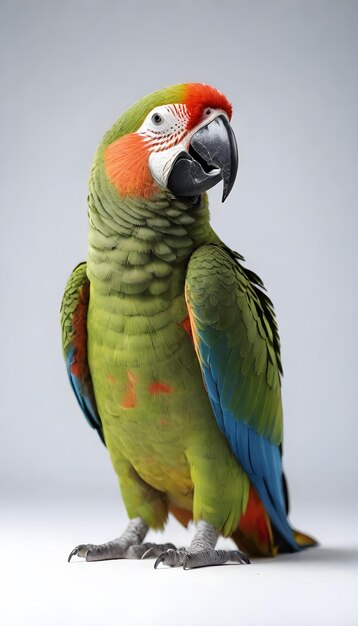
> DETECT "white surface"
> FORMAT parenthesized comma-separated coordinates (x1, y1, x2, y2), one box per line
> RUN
(2, 497, 357, 626)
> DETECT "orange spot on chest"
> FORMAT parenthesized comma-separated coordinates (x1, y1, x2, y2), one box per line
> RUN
(120, 371, 138, 408)
(149, 382, 174, 395)
(107, 375, 117, 384)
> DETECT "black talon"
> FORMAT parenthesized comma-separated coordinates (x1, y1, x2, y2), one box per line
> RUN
(141, 547, 156, 560)
(154, 554, 165, 569)
(231, 550, 250, 564)
(68, 548, 78, 563)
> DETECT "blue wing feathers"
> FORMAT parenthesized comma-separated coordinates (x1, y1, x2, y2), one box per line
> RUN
(61, 264, 105, 446)
(66, 346, 104, 444)
(197, 325, 300, 551)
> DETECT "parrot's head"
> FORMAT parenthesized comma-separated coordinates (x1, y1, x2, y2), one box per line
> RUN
(95, 83, 238, 204)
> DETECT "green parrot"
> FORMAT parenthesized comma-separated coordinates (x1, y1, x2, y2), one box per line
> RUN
(61, 83, 316, 569)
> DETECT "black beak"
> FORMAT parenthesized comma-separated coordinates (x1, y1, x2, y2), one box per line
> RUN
(167, 115, 238, 202)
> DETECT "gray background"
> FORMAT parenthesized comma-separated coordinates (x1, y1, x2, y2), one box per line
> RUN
(1, 2, 357, 625)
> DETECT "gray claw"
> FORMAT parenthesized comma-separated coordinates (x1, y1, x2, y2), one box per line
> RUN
(235, 551, 250, 565)
(68, 545, 90, 562)
(68, 543, 100, 562)
(153, 548, 186, 569)
(68, 548, 78, 563)
(141, 547, 156, 560)
(226, 549, 250, 565)
(154, 554, 166, 569)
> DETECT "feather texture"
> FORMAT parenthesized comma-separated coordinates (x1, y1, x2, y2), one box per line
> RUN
(60, 263, 104, 443)
(185, 243, 302, 550)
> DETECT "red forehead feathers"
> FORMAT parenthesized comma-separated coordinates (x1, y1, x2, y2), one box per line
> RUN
(184, 83, 233, 130)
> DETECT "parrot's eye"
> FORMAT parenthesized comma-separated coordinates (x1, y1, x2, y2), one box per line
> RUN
(151, 113, 164, 126)
(205, 108, 211, 115)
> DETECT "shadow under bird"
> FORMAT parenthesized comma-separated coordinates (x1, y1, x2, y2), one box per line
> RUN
(61, 83, 317, 569)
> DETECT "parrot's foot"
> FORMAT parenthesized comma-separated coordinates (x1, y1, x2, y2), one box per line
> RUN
(154, 520, 250, 570)
(154, 547, 250, 569)
(68, 540, 176, 562)
(67, 516, 175, 562)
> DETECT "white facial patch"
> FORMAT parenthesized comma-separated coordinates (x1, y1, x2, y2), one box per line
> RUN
(137, 104, 190, 151)
(148, 144, 187, 188)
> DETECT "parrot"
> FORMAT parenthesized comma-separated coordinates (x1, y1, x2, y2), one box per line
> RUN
(61, 83, 317, 569)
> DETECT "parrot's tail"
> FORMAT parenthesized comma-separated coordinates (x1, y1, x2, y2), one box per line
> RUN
(169, 486, 317, 559)
(232, 486, 317, 557)
(232, 485, 277, 557)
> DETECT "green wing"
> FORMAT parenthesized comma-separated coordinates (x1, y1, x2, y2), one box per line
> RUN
(60, 263, 104, 443)
(185, 243, 301, 550)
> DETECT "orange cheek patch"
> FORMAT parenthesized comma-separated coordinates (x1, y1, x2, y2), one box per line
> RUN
(120, 371, 138, 408)
(107, 375, 117, 384)
(104, 133, 157, 199)
(149, 382, 174, 395)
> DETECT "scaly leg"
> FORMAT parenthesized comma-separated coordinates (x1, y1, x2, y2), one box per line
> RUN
(68, 517, 175, 562)
(153, 520, 250, 569)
